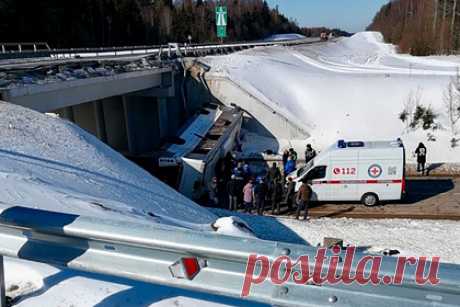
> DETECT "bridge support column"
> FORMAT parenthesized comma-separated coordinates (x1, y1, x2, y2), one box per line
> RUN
(60, 107, 74, 122)
(94, 101, 107, 143)
(157, 98, 169, 140)
(72, 102, 98, 136)
(123, 96, 161, 156)
(101, 97, 128, 152)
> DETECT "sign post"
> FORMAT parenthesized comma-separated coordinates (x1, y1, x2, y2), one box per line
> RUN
(215, 6, 227, 41)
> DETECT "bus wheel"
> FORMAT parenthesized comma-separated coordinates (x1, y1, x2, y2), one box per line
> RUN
(362, 193, 379, 207)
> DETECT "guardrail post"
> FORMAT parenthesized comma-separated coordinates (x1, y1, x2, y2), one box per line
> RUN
(0, 255, 6, 307)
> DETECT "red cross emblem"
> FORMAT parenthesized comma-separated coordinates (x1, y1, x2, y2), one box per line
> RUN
(368, 164, 382, 178)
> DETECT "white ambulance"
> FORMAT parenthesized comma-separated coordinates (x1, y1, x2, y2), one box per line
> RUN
(289, 140, 406, 206)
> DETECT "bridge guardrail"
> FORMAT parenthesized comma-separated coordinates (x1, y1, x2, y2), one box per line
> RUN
(0, 205, 459, 307)
(0, 38, 321, 61)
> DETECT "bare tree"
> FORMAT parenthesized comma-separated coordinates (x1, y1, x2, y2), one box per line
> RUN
(440, 0, 448, 53)
(452, 0, 458, 34)
(444, 68, 460, 137)
(433, 0, 439, 35)
(400, 88, 422, 131)
(452, 0, 458, 50)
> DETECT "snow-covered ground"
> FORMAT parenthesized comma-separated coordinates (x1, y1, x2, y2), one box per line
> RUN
(0, 102, 218, 229)
(279, 217, 460, 265)
(211, 209, 460, 265)
(4, 258, 263, 307)
(204, 32, 460, 163)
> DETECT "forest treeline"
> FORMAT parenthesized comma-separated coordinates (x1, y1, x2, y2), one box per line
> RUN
(0, 0, 350, 48)
(368, 0, 460, 55)
(0, 0, 302, 48)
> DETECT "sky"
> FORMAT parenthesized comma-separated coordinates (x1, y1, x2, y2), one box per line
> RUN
(266, 0, 390, 33)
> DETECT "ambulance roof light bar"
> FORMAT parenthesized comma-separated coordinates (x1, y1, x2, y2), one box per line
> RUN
(337, 140, 365, 149)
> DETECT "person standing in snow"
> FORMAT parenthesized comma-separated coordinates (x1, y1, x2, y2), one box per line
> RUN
(227, 175, 239, 211)
(267, 162, 282, 189)
(415, 142, 427, 175)
(254, 177, 268, 216)
(234, 172, 245, 209)
(268, 162, 282, 181)
(304, 144, 317, 164)
(284, 156, 296, 177)
(271, 178, 283, 215)
(208, 177, 219, 207)
(243, 179, 254, 213)
(296, 180, 312, 221)
(284, 176, 296, 212)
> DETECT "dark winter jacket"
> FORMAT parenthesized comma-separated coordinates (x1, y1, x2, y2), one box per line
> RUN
(282, 152, 289, 166)
(415, 144, 427, 163)
(227, 179, 239, 196)
(305, 149, 316, 163)
(297, 183, 312, 202)
(271, 181, 283, 201)
(284, 160, 296, 175)
(268, 166, 282, 183)
(254, 182, 268, 199)
(285, 181, 296, 202)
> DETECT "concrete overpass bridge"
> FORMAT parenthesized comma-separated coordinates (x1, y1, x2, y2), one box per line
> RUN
(0, 38, 321, 181)
(0, 60, 187, 159)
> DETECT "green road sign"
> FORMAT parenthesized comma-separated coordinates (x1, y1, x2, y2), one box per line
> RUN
(216, 6, 227, 39)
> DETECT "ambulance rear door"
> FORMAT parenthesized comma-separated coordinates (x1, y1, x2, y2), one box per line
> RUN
(357, 147, 404, 201)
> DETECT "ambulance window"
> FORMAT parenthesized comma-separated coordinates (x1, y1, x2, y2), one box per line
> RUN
(306, 166, 327, 180)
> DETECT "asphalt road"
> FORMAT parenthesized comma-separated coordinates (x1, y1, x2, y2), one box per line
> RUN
(281, 177, 460, 220)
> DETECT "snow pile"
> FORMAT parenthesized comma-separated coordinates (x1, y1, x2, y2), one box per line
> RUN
(0, 102, 264, 306)
(265, 33, 306, 42)
(0, 101, 219, 229)
(4, 258, 257, 307)
(204, 31, 460, 163)
(280, 217, 460, 264)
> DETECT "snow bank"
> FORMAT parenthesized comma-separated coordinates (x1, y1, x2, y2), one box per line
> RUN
(279, 217, 460, 265)
(204, 31, 460, 163)
(0, 102, 263, 306)
(5, 257, 258, 307)
(0, 102, 218, 228)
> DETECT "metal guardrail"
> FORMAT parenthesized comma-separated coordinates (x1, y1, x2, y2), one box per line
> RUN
(0, 42, 50, 54)
(1, 205, 459, 306)
(0, 38, 320, 61)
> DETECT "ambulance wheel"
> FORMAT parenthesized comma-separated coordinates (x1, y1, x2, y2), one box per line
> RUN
(362, 193, 379, 207)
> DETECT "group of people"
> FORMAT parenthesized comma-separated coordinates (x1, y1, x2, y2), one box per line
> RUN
(208, 145, 317, 221)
